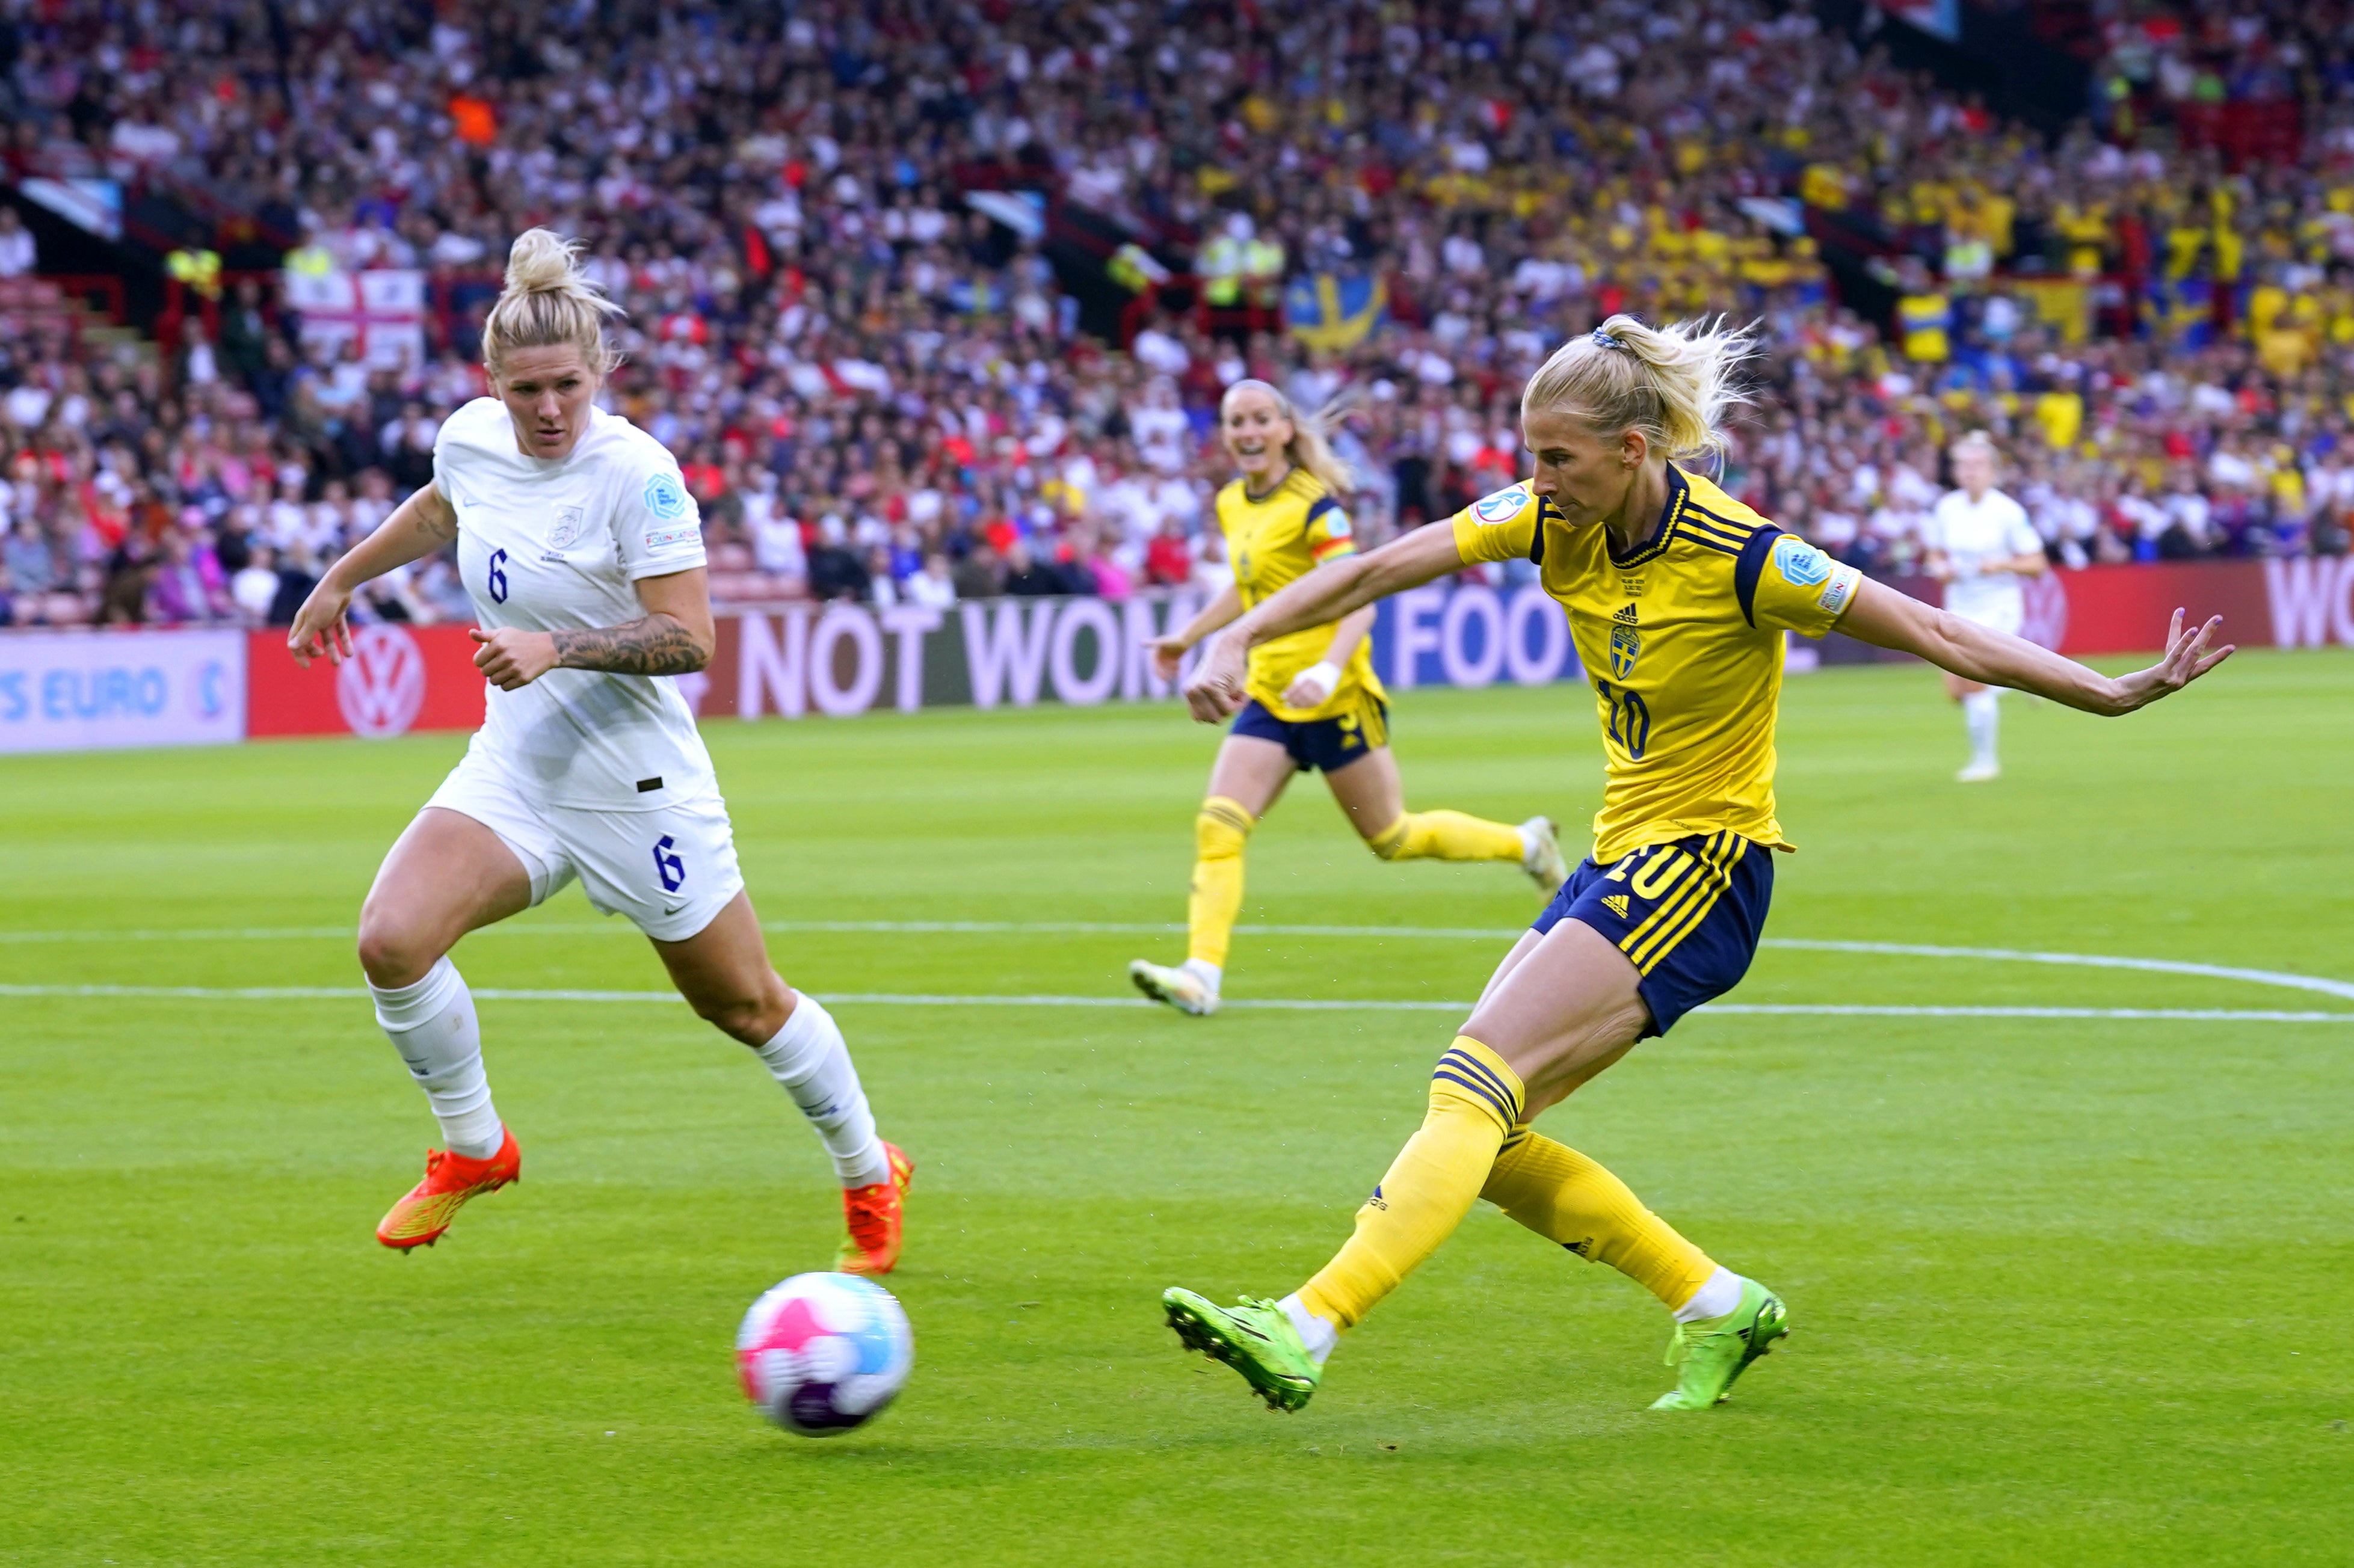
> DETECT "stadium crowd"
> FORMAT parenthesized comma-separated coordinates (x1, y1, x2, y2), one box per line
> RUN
(2, 0, 2353, 629)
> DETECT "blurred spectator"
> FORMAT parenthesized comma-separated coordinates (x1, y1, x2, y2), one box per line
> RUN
(952, 544, 1005, 601)
(1143, 517, 1194, 588)
(1066, 522, 1131, 600)
(1002, 540, 1069, 597)
(907, 553, 958, 610)
(806, 516, 869, 603)
(0, 208, 34, 279)
(147, 527, 227, 624)
(1191, 532, 1234, 598)
(267, 544, 318, 628)
(230, 544, 279, 626)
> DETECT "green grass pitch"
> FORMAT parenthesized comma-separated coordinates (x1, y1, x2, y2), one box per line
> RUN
(3, 652, 2350, 1566)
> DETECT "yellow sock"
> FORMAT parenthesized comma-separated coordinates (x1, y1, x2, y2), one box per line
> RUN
(1480, 1131, 1718, 1311)
(1368, 810, 1525, 864)
(1298, 1038, 1524, 1330)
(1186, 796, 1252, 968)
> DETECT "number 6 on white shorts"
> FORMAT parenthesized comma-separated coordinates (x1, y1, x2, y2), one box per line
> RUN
(653, 834, 685, 893)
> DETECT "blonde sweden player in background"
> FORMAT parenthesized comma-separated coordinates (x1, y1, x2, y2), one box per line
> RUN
(1925, 431, 2048, 781)
(1127, 380, 1568, 1018)
(1159, 315, 2231, 1415)
(286, 230, 912, 1268)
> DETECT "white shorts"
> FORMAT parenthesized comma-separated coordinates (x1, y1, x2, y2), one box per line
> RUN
(1947, 591, 2024, 639)
(425, 743, 745, 942)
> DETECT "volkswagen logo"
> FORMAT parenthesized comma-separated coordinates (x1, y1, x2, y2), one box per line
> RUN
(336, 624, 428, 739)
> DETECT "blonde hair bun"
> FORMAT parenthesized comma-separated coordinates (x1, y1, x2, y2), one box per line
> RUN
(1521, 315, 1760, 461)
(483, 227, 624, 378)
(503, 227, 587, 294)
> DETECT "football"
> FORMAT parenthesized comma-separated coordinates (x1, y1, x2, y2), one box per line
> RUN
(735, 1272, 913, 1436)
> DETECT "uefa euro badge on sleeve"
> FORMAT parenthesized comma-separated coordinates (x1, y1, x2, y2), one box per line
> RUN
(641, 471, 699, 550)
(1472, 484, 1530, 526)
(1770, 535, 1833, 588)
(643, 471, 690, 520)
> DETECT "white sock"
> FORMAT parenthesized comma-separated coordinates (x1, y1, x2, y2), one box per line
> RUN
(750, 995, 891, 1188)
(1180, 958, 1222, 994)
(1963, 690, 1999, 765)
(1278, 1292, 1338, 1365)
(1674, 1267, 1745, 1324)
(371, 956, 504, 1160)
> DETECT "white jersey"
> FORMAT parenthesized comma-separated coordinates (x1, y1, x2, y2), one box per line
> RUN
(434, 396, 714, 810)
(1925, 486, 2041, 629)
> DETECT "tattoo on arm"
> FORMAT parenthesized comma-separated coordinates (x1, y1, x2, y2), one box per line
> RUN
(550, 614, 708, 675)
(412, 486, 458, 544)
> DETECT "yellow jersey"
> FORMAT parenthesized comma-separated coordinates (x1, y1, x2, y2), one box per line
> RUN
(1451, 466, 1863, 863)
(1218, 468, 1385, 721)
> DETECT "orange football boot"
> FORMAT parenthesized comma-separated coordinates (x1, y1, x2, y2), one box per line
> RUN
(375, 1128, 520, 1250)
(836, 1142, 913, 1275)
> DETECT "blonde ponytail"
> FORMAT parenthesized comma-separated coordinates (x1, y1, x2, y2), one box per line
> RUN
(1520, 314, 1759, 461)
(1219, 378, 1358, 495)
(482, 228, 624, 378)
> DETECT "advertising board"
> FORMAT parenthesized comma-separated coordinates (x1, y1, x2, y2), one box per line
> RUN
(0, 629, 245, 753)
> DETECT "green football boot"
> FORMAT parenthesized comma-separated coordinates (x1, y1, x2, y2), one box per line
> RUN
(1162, 1287, 1322, 1413)
(1649, 1277, 1789, 1411)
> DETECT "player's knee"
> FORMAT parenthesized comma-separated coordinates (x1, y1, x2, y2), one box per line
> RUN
(699, 974, 790, 1045)
(1366, 811, 1414, 860)
(696, 991, 769, 1042)
(356, 914, 438, 990)
(1195, 797, 1252, 861)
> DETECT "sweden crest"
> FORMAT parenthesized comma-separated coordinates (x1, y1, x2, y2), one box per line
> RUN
(1608, 604, 1641, 678)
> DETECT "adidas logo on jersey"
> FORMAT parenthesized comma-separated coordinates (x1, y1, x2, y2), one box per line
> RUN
(1601, 894, 1630, 918)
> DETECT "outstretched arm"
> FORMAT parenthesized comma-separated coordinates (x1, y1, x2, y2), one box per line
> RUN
(1836, 577, 2232, 716)
(287, 485, 457, 668)
(1145, 583, 1243, 683)
(470, 568, 717, 690)
(1183, 520, 1465, 721)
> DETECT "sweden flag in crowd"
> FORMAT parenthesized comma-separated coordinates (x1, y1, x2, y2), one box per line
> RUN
(2146, 278, 2214, 348)
(1284, 272, 1388, 351)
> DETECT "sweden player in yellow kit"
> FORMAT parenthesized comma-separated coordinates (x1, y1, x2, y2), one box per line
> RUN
(1160, 316, 2233, 1413)
(1129, 380, 1567, 1017)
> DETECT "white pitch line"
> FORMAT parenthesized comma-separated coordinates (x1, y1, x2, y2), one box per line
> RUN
(0, 919, 1493, 942)
(0, 924, 357, 944)
(1699, 1004, 2354, 1023)
(1761, 938, 2354, 1004)
(5, 921, 2353, 1005)
(1, 982, 2349, 1023)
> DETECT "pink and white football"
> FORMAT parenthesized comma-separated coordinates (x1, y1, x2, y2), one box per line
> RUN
(735, 1272, 913, 1435)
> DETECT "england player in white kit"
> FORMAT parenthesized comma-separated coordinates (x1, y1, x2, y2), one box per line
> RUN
(287, 231, 912, 1267)
(1924, 432, 2048, 781)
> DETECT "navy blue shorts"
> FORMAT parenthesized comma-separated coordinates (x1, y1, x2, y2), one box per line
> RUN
(1530, 830, 1773, 1038)
(1230, 694, 1388, 774)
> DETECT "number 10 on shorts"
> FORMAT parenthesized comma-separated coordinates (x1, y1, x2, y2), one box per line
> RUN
(653, 834, 685, 893)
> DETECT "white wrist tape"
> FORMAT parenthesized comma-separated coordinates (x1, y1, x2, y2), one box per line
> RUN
(1296, 660, 1341, 698)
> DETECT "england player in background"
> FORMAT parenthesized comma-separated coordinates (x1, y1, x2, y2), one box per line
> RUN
(1924, 432, 2048, 781)
(286, 231, 912, 1268)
